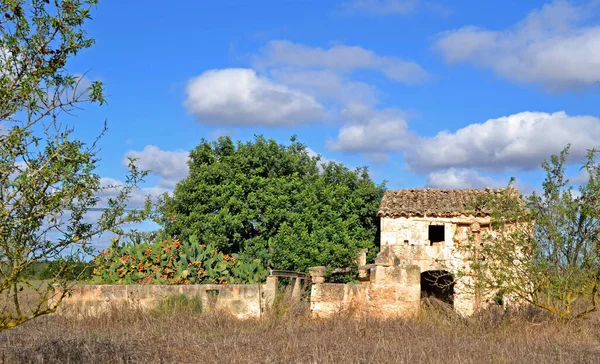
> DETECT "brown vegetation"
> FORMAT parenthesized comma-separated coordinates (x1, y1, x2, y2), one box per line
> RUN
(1, 297, 599, 363)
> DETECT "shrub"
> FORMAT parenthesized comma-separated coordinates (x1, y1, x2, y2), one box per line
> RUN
(91, 235, 268, 285)
(158, 136, 385, 274)
(23, 260, 95, 281)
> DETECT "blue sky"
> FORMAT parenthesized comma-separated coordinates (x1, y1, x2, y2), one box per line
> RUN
(63, 0, 599, 237)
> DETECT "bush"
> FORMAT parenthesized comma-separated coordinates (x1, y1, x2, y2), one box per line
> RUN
(91, 236, 268, 285)
(158, 136, 385, 274)
(19, 260, 94, 281)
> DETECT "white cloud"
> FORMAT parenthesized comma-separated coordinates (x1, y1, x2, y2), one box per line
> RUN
(0, 47, 16, 80)
(98, 177, 170, 209)
(256, 40, 429, 84)
(433, 0, 600, 90)
(328, 110, 600, 173)
(306, 147, 338, 167)
(184, 68, 326, 126)
(405, 111, 600, 172)
(327, 103, 414, 153)
(426, 169, 536, 195)
(426, 168, 506, 189)
(269, 68, 379, 106)
(7, 160, 27, 181)
(570, 169, 589, 184)
(123, 145, 189, 188)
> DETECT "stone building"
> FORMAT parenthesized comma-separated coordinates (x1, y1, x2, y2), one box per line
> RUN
(309, 187, 520, 318)
(378, 188, 502, 315)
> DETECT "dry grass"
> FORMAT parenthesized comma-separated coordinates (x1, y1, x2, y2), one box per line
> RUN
(1, 297, 599, 364)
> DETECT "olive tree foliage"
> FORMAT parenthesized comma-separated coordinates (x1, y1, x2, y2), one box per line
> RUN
(455, 146, 600, 319)
(0, 0, 149, 331)
(157, 136, 385, 274)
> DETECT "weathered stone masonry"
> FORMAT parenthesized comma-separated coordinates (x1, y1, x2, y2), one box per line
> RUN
(309, 263, 421, 319)
(59, 284, 265, 319)
(309, 188, 509, 318)
(61, 188, 512, 320)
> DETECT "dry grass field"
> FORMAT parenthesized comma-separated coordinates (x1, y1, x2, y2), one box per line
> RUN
(1, 297, 599, 364)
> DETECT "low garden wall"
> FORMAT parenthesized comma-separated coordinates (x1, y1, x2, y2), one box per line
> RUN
(60, 258, 422, 320)
(309, 264, 421, 318)
(59, 284, 265, 319)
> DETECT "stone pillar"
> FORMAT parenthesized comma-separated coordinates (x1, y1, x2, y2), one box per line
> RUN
(264, 276, 278, 309)
(367, 264, 421, 318)
(309, 266, 327, 318)
(404, 265, 422, 318)
(291, 277, 303, 299)
(357, 249, 370, 280)
(309, 266, 326, 284)
(356, 249, 368, 267)
(375, 245, 398, 267)
(471, 222, 481, 310)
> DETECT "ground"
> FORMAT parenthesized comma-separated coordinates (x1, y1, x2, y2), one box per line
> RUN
(1, 299, 599, 363)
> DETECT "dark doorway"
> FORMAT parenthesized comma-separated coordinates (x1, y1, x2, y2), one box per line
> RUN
(421, 270, 454, 304)
(428, 225, 445, 245)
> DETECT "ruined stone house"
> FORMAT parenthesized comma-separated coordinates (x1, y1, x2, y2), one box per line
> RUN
(377, 188, 503, 316)
(309, 188, 513, 318)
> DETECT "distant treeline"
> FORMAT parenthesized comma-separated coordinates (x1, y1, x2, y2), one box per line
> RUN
(14, 260, 95, 281)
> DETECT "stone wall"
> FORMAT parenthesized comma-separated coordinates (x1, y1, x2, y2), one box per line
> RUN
(309, 265, 421, 319)
(379, 216, 496, 316)
(59, 284, 265, 319)
(381, 216, 462, 248)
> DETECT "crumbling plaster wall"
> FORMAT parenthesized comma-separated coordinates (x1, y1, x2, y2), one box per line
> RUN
(380, 216, 491, 271)
(380, 216, 492, 316)
(309, 265, 421, 319)
(58, 284, 264, 319)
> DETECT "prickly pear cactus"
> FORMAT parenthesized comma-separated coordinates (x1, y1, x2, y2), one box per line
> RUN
(91, 235, 267, 284)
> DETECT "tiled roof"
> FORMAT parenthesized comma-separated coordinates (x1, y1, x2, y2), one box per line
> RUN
(378, 188, 507, 218)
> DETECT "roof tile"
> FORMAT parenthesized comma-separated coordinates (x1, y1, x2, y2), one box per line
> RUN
(378, 188, 507, 218)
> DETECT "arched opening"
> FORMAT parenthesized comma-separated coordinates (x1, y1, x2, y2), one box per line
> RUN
(421, 270, 454, 304)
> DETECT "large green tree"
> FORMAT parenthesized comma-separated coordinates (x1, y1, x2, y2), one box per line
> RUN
(158, 136, 385, 273)
(1, 0, 148, 330)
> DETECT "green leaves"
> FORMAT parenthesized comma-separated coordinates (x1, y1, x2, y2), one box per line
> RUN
(454, 146, 600, 319)
(91, 236, 269, 285)
(0, 0, 147, 331)
(158, 135, 385, 275)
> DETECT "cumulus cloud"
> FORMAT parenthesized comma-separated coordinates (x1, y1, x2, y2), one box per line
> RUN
(329, 110, 600, 173)
(405, 111, 600, 172)
(269, 68, 379, 106)
(327, 103, 414, 153)
(433, 0, 600, 90)
(0, 47, 16, 80)
(123, 145, 189, 188)
(306, 147, 339, 168)
(256, 40, 429, 84)
(570, 169, 590, 185)
(98, 177, 171, 209)
(426, 168, 507, 189)
(184, 68, 326, 126)
(194, 41, 427, 135)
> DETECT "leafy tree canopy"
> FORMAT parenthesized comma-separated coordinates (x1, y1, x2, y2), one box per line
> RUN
(1, 0, 148, 331)
(158, 135, 385, 273)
